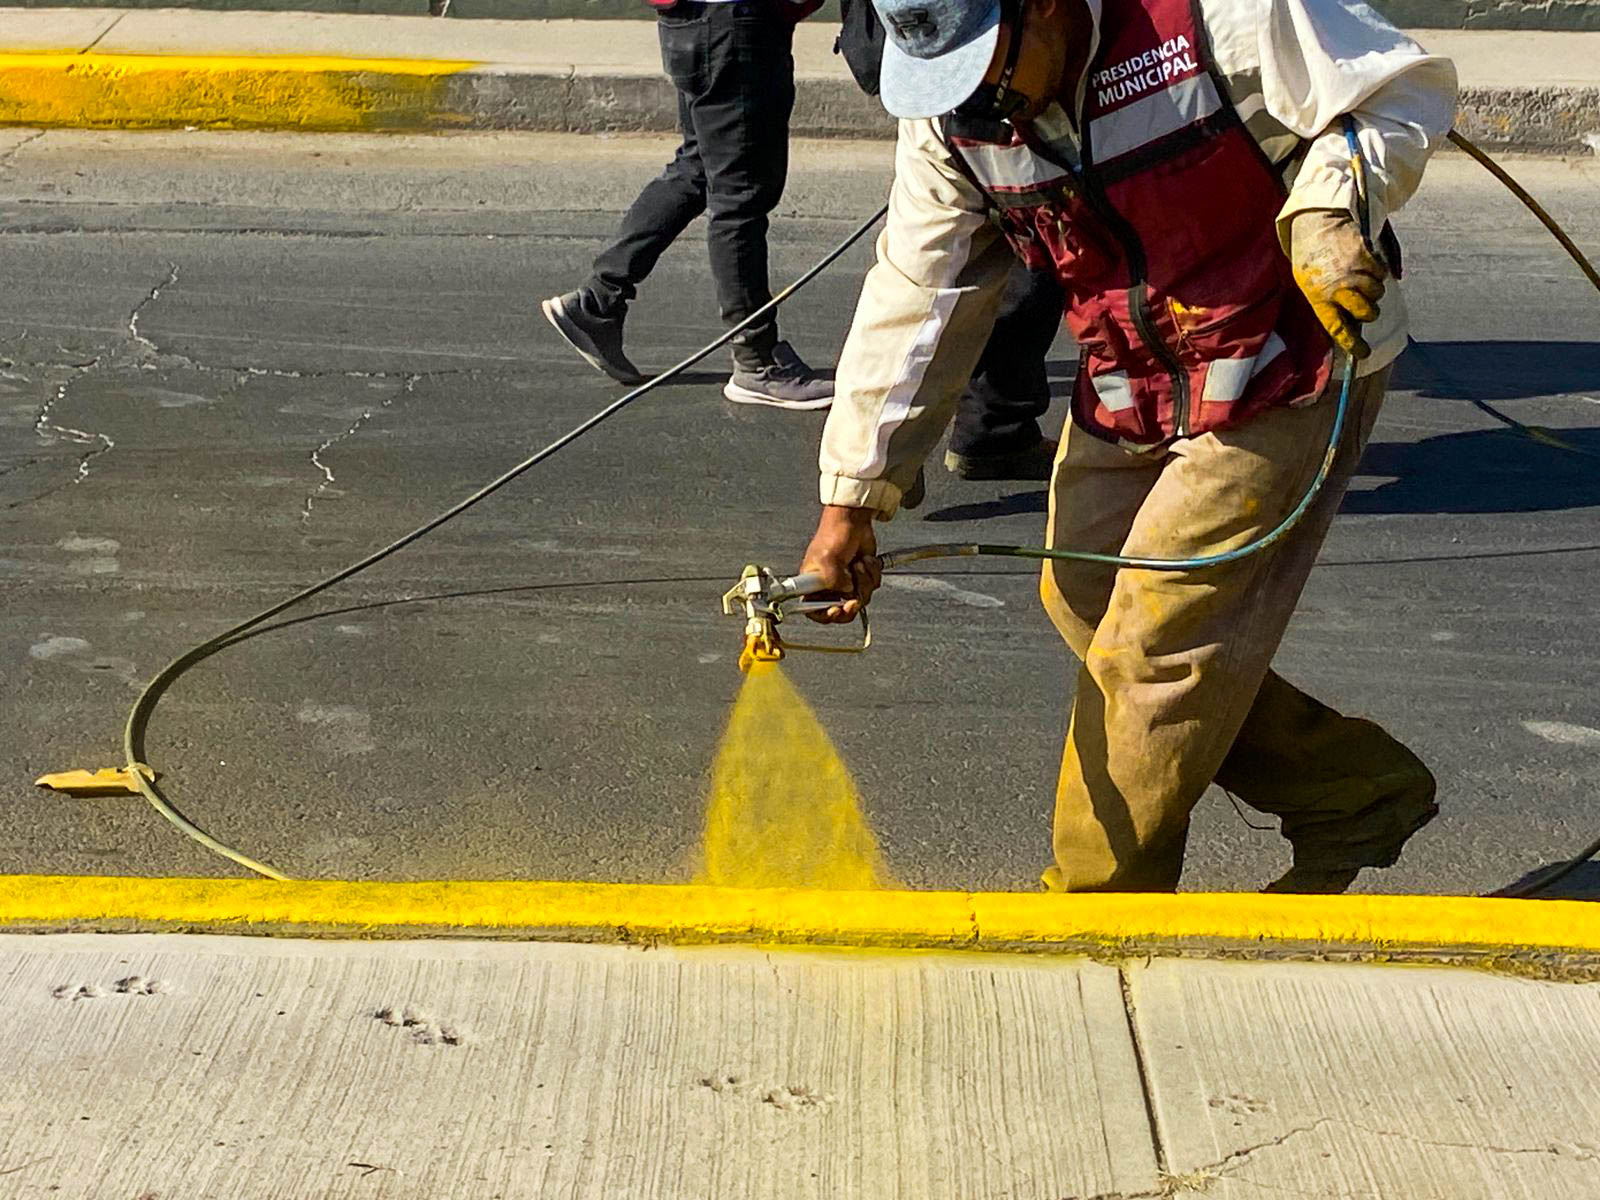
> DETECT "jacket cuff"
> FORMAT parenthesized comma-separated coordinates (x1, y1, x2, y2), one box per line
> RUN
(819, 474, 902, 519)
(1278, 152, 1359, 255)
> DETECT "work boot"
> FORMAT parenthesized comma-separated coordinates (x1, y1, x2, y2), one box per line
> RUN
(945, 436, 1058, 481)
(723, 341, 834, 411)
(1263, 770, 1440, 895)
(541, 289, 647, 386)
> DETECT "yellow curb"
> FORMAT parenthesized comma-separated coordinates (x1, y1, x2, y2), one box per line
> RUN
(0, 876, 1596, 961)
(0, 52, 477, 133)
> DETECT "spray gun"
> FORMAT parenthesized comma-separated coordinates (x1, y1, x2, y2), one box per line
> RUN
(721, 564, 872, 672)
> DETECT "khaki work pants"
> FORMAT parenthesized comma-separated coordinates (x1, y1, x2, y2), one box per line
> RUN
(1039, 367, 1437, 892)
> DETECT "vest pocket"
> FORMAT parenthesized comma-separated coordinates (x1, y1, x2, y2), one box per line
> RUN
(1166, 284, 1279, 348)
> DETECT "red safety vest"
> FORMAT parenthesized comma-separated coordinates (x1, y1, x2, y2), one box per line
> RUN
(946, 0, 1332, 448)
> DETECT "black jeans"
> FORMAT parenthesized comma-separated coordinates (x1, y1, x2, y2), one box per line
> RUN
(587, 0, 796, 359)
(950, 261, 1066, 456)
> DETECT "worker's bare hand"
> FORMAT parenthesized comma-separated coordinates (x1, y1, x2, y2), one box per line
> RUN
(800, 505, 881, 624)
(1290, 208, 1388, 361)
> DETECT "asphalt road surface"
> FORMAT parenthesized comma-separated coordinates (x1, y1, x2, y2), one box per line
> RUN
(2, 129, 1597, 897)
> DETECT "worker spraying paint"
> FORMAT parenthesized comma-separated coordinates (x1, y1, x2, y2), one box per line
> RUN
(788, 0, 1458, 895)
(42, 5, 1596, 898)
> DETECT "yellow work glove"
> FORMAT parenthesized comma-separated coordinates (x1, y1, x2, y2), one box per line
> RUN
(1289, 208, 1388, 361)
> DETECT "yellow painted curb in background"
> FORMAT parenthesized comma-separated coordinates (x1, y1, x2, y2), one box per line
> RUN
(0, 52, 477, 132)
(0, 876, 1595, 961)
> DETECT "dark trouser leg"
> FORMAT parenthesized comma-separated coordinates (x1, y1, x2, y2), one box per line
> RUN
(950, 262, 1065, 456)
(585, 15, 710, 314)
(684, 0, 796, 361)
(1040, 368, 1425, 892)
(1216, 672, 1438, 874)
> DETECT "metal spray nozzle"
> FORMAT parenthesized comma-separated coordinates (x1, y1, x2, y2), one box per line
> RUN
(720, 563, 871, 672)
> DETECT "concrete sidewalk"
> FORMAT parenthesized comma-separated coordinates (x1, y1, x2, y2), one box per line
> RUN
(1, 10, 1599, 149)
(1, 877, 1598, 1196)
(4, 931, 1598, 1198)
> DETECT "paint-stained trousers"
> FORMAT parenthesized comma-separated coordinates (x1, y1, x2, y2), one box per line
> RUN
(1039, 366, 1438, 892)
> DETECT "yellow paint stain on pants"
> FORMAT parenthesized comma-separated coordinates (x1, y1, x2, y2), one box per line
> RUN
(698, 664, 898, 890)
(0, 53, 475, 132)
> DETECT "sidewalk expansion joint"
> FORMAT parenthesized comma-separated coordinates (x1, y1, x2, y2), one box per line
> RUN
(1116, 965, 1171, 1180)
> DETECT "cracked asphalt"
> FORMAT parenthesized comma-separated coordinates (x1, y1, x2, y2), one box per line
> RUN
(1, 129, 1597, 895)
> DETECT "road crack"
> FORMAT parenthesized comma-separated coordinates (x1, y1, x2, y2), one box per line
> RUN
(7, 349, 481, 387)
(299, 374, 414, 526)
(34, 377, 114, 483)
(126, 262, 179, 356)
(6, 371, 114, 507)
(4, 261, 177, 507)
(0, 131, 45, 171)
(5, 260, 476, 509)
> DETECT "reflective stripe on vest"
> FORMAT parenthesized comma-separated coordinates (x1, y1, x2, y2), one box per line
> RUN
(956, 140, 1072, 195)
(1091, 371, 1137, 413)
(1200, 333, 1288, 406)
(1089, 72, 1222, 163)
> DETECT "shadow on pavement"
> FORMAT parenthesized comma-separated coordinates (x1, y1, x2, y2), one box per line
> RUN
(1395, 339, 1600, 401)
(1366, 338, 1600, 512)
(640, 369, 727, 387)
(1348, 426, 1600, 514)
(922, 490, 1049, 523)
(1493, 862, 1600, 902)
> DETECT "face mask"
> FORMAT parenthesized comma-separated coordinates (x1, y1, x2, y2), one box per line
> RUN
(950, 0, 1027, 122)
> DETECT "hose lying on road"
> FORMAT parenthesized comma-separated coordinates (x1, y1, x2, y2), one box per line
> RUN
(114, 133, 1600, 897)
(122, 206, 890, 880)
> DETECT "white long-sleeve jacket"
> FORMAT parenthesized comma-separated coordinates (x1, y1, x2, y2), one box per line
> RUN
(818, 0, 1458, 517)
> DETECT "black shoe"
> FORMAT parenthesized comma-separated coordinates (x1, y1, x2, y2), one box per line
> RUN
(723, 341, 834, 411)
(944, 437, 1058, 481)
(541, 290, 646, 386)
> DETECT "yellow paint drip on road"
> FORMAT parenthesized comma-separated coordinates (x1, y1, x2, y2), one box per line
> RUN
(0, 52, 476, 132)
(698, 663, 898, 890)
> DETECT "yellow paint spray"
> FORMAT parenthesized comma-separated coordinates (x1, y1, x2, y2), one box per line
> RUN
(697, 663, 898, 890)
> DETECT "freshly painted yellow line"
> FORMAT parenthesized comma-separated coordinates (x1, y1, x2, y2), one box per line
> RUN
(0, 52, 477, 133)
(0, 876, 1596, 959)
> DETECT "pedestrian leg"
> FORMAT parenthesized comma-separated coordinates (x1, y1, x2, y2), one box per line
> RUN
(585, 8, 712, 314)
(950, 262, 1065, 463)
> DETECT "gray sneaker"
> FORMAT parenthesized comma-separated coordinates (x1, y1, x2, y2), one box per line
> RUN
(722, 341, 834, 411)
(541, 290, 647, 386)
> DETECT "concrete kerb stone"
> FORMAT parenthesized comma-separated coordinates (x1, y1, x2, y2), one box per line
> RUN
(369, 69, 894, 139)
(1, 876, 1599, 974)
(1457, 84, 1600, 151)
(0, 52, 1591, 150)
